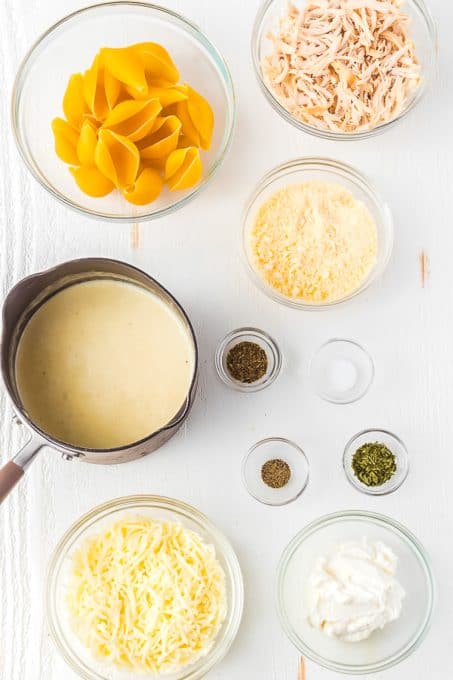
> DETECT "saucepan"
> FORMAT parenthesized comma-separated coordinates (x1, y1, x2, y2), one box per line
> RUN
(0, 258, 198, 503)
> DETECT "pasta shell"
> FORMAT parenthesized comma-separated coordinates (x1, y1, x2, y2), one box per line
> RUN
(138, 115, 181, 160)
(51, 117, 79, 165)
(95, 129, 140, 188)
(174, 101, 200, 147)
(186, 85, 214, 150)
(133, 42, 179, 83)
(104, 69, 121, 110)
(63, 73, 89, 127)
(147, 84, 188, 108)
(165, 146, 202, 191)
(83, 55, 109, 121)
(122, 167, 163, 205)
(101, 46, 147, 95)
(77, 118, 98, 165)
(70, 165, 115, 197)
(102, 98, 161, 142)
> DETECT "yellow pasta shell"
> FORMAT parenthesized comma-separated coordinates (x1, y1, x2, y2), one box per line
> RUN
(63, 73, 89, 127)
(77, 118, 98, 165)
(101, 46, 147, 95)
(104, 68, 121, 110)
(70, 165, 115, 197)
(95, 129, 140, 188)
(102, 98, 161, 142)
(165, 146, 202, 191)
(186, 85, 214, 151)
(122, 167, 163, 205)
(83, 55, 109, 121)
(51, 117, 79, 165)
(133, 42, 179, 83)
(138, 115, 181, 160)
(174, 101, 200, 147)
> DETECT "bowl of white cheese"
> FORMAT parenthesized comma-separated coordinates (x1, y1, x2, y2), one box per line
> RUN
(277, 510, 435, 674)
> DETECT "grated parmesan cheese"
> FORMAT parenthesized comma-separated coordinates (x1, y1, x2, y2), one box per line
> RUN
(249, 181, 378, 303)
(66, 516, 227, 674)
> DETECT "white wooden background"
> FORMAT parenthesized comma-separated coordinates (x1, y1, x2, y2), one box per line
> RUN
(1, 1, 452, 678)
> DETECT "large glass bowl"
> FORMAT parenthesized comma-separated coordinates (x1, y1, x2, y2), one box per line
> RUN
(252, 0, 437, 141)
(46, 495, 244, 680)
(12, 2, 235, 222)
(243, 158, 393, 310)
(277, 511, 435, 674)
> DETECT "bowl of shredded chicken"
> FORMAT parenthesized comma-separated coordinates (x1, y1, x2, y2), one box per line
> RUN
(46, 496, 244, 679)
(253, 0, 436, 138)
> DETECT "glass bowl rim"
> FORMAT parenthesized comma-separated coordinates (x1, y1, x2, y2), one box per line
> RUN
(251, 0, 438, 141)
(11, 0, 236, 223)
(343, 428, 410, 496)
(242, 156, 394, 310)
(46, 494, 245, 680)
(276, 509, 436, 674)
(309, 338, 375, 404)
(242, 436, 310, 505)
(214, 326, 282, 392)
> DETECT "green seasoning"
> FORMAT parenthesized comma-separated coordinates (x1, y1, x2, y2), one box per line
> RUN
(261, 459, 291, 489)
(352, 442, 397, 487)
(226, 341, 268, 384)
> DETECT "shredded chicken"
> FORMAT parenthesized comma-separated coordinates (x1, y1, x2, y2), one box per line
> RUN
(262, 0, 421, 133)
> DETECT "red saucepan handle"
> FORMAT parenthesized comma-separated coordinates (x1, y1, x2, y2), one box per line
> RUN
(0, 462, 24, 503)
(0, 435, 44, 504)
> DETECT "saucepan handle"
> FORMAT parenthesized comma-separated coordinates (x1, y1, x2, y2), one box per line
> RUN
(0, 435, 44, 504)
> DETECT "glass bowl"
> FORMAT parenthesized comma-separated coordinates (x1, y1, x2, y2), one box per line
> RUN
(12, 2, 235, 222)
(46, 495, 244, 680)
(343, 429, 409, 496)
(243, 158, 393, 310)
(277, 511, 435, 674)
(252, 0, 437, 141)
(215, 327, 282, 392)
(242, 437, 309, 506)
(310, 339, 374, 404)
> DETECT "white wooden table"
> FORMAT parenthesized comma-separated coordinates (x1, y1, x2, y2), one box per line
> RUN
(1, 1, 452, 678)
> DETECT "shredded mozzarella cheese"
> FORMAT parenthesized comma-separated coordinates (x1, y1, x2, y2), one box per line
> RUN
(66, 516, 227, 674)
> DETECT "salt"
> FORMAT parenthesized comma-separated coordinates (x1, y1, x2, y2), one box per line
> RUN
(329, 358, 357, 394)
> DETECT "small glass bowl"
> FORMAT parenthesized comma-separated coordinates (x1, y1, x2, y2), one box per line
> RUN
(243, 158, 393, 310)
(277, 511, 435, 674)
(242, 437, 309, 505)
(310, 339, 374, 404)
(252, 0, 437, 141)
(12, 2, 235, 222)
(343, 429, 409, 496)
(215, 327, 282, 392)
(46, 495, 244, 680)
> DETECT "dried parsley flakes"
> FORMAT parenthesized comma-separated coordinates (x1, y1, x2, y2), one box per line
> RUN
(352, 441, 397, 487)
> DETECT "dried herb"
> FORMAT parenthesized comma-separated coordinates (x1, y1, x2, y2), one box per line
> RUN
(352, 442, 397, 487)
(261, 459, 291, 489)
(226, 341, 268, 384)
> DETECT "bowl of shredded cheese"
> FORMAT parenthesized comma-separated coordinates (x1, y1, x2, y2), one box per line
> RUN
(46, 495, 244, 679)
(243, 157, 393, 309)
(252, 0, 437, 140)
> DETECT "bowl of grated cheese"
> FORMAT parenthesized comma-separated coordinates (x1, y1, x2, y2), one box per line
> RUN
(243, 157, 393, 310)
(252, 0, 437, 140)
(46, 495, 244, 680)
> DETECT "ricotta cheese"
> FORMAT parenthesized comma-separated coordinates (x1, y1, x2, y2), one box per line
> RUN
(307, 539, 405, 642)
(249, 181, 378, 303)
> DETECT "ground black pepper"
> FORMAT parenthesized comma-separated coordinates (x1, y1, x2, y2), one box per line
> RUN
(226, 341, 268, 383)
(261, 459, 291, 489)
